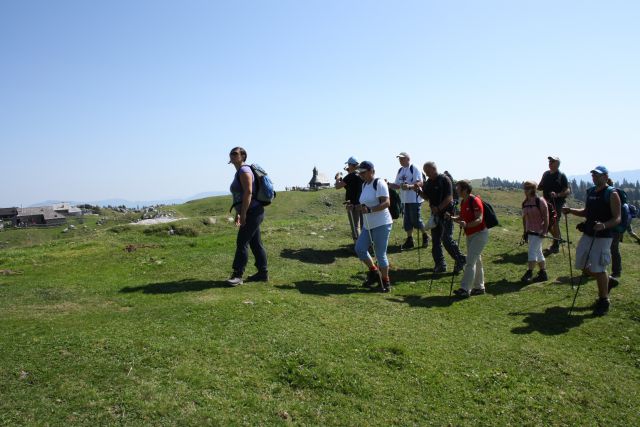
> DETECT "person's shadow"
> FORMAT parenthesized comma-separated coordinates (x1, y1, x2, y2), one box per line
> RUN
(275, 280, 371, 296)
(120, 279, 227, 294)
(510, 305, 594, 335)
(485, 279, 530, 296)
(492, 250, 528, 265)
(388, 293, 460, 309)
(280, 246, 353, 264)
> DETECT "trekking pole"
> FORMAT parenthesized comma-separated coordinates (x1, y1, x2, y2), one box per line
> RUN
(552, 195, 566, 258)
(449, 225, 464, 298)
(565, 214, 575, 289)
(346, 204, 357, 242)
(416, 228, 421, 269)
(569, 232, 596, 315)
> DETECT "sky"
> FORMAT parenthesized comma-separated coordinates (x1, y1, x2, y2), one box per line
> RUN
(1, 0, 639, 206)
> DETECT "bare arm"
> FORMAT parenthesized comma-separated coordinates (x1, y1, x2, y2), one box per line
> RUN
(237, 171, 253, 226)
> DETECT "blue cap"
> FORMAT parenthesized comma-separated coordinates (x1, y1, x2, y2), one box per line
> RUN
(357, 160, 374, 172)
(590, 165, 609, 175)
(345, 156, 359, 165)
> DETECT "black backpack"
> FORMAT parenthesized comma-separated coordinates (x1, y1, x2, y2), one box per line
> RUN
(469, 195, 499, 229)
(443, 171, 458, 203)
(367, 178, 400, 219)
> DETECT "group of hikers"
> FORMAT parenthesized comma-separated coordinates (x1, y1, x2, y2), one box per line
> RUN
(227, 146, 637, 316)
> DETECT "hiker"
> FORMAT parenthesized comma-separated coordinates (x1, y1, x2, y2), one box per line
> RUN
(351, 161, 393, 292)
(625, 204, 640, 244)
(226, 147, 268, 286)
(538, 156, 571, 254)
(335, 156, 363, 241)
(416, 161, 466, 274)
(388, 152, 429, 250)
(521, 181, 549, 283)
(563, 166, 621, 316)
(449, 180, 488, 298)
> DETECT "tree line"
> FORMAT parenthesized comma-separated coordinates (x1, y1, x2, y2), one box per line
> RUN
(481, 177, 640, 205)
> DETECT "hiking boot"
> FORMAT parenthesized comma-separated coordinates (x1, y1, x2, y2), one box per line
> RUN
(227, 272, 243, 286)
(421, 232, 430, 248)
(546, 244, 559, 254)
(362, 270, 380, 288)
(453, 288, 470, 299)
(470, 288, 485, 296)
(592, 298, 610, 316)
(381, 278, 392, 293)
(401, 236, 415, 250)
(453, 257, 466, 275)
(534, 269, 548, 282)
(608, 275, 620, 293)
(247, 271, 269, 282)
(433, 264, 447, 274)
(521, 270, 533, 283)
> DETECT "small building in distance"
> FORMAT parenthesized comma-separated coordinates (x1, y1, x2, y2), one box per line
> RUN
(16, 207, 67, 226)
(308, 166, 331, 189)
(0, 208, 18, 221)
(53, 203, 82, 216)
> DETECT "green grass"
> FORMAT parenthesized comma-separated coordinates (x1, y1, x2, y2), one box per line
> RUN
(1, 189, 639, 425)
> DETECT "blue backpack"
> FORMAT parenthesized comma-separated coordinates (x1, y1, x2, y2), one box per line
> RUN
(249, 164, 276, 206)
(604, 187, 630, 233)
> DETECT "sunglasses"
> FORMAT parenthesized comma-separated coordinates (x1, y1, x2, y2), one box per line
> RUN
(229, 151, 241, 156)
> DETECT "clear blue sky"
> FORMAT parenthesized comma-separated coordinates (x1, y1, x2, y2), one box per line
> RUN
(2, 1, 639, 206)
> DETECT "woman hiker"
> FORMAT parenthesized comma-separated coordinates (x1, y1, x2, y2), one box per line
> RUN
(226, 147, 268, 286)
(350, 161, 393, 292)
(449, 180, 489, 298)
(520, 180, 550, 283)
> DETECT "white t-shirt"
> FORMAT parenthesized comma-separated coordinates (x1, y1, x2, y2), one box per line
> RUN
(394, 165, 423, 204)
(359, 179, 393, 230)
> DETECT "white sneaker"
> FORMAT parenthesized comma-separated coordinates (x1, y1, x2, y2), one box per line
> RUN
(227, 276, 243, 286)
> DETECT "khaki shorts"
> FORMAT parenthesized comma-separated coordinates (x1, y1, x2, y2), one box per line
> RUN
(575, 235, 612, 273)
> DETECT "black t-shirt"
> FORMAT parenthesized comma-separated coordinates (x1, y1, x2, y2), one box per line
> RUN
(539, 170, 568, 202)
(342, 172, 363, 203)
(423, 174, 454, 214)
(585, 186, 614, 238)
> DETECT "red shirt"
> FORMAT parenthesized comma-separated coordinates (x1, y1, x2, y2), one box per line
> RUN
(460, 195, 486, 236)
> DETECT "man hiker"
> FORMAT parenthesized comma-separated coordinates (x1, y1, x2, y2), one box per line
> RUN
(416, 161, 466, 273)
(388, 152, 429, 250)
(335, 156, 363, 242)
(563, 165, 621, 316)
(538, 156, 571, 254)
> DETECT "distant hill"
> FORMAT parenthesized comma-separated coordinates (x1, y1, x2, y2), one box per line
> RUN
(569, 169, 640, 185)
(29, 191, 228, 208)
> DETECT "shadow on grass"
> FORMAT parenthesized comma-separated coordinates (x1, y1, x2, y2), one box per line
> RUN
(120, 279, 227, 294)
(280, 246, 353, 264)
(390, 267, 432, 284)
(388, 293, 460, 309)
(492, 250, 528, 265)
(510, 305, 594, 335)
(485, 279, 530, 296)
(275, 280, 371, 295)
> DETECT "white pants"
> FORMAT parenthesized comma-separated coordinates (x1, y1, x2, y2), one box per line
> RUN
(528, 235, 545, 262)
(461, 228, 489, 291)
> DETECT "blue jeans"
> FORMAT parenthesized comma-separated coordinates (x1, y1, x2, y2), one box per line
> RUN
(232, 206, 268, 274)
(431, 216, 464, 267)
(355, 223, 392, 268)
(403, 203, 425, 232)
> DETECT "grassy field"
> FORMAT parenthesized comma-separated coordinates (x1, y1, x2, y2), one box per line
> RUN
(1, 189, 639, 426)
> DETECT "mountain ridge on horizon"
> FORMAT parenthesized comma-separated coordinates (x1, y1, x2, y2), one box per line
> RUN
(15, 169, 640, 208)
(26, 191, 228, 209)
